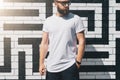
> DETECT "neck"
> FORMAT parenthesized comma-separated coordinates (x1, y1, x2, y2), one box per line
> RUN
(56, 12, 68, 17)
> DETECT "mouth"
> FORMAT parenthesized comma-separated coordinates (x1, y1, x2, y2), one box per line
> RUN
(65, 8, 69, 11)
(65, 7, 69, 10)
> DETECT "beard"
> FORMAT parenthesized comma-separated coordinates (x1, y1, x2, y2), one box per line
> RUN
(57, 7, 69, 15)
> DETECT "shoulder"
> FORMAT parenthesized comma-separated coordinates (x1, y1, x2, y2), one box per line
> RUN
(74, 14, 82, 20)
(69, 13, 82, 20)
(45, 15, 54, 21)
(43, 15, 55, 25)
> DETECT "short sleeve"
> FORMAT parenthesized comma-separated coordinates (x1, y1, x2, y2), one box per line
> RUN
(75, 16, 85, 33)
(42, 20, 49, 32)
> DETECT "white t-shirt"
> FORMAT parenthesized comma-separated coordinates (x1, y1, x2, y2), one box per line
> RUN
(43, 13, 84, 72)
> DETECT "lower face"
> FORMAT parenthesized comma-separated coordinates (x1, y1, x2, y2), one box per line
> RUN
(57, 5, 69, 15)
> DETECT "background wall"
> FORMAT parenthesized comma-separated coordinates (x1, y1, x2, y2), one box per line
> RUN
(0, 0, 120, 80)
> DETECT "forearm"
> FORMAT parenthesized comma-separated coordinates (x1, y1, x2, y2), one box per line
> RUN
(76, 40, 85, 62)
(39, 44, 48, 64)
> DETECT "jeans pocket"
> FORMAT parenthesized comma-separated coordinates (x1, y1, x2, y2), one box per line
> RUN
(74, 63, 80, 71)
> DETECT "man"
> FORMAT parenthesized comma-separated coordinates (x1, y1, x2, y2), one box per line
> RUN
(39, 0, 85, 80)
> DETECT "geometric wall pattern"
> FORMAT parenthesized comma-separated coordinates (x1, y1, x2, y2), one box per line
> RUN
(0, 0, 120, 80)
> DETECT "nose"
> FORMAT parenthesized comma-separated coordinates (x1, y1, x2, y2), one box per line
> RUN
(64, 4, 69, 9)
(65, 3, 69, 7)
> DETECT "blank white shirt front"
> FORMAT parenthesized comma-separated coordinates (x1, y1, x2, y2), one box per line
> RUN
(43, 13, 84, 72)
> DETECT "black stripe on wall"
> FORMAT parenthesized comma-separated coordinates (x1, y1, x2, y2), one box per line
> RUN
(19, 51, 25, 80)
(18, 38, 42, 72)
(116, 39, 120, 80)
(84, 52, 109, 58)
(116, 0, 120, 3)
(46, 0, 53, 18)
(116, 10, 120, 31)
(4, 24, 43, 31)
(0, 38, 11, 72)
(0, 9, 39, 16)
(79, 65, 115, 72)
(4, 0, 45, 2)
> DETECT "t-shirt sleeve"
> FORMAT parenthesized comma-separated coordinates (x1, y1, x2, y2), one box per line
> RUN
(75, 16, 85, 33)
(42, 20, 49, 32)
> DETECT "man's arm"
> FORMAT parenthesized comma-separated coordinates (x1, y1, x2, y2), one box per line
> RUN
(39, 32, 49, 75)
(76, 31, 85, 68)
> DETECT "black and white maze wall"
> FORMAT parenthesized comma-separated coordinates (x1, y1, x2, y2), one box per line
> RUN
(0, 0, 120, 80)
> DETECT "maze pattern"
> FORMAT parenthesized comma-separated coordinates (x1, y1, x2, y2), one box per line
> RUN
(0, 0, 119, 80)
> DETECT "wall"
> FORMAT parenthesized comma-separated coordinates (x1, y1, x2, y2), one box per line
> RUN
(0, 0, 119, 80)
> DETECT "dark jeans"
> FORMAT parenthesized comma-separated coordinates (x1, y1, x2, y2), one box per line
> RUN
(46, 63, 79, 80)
